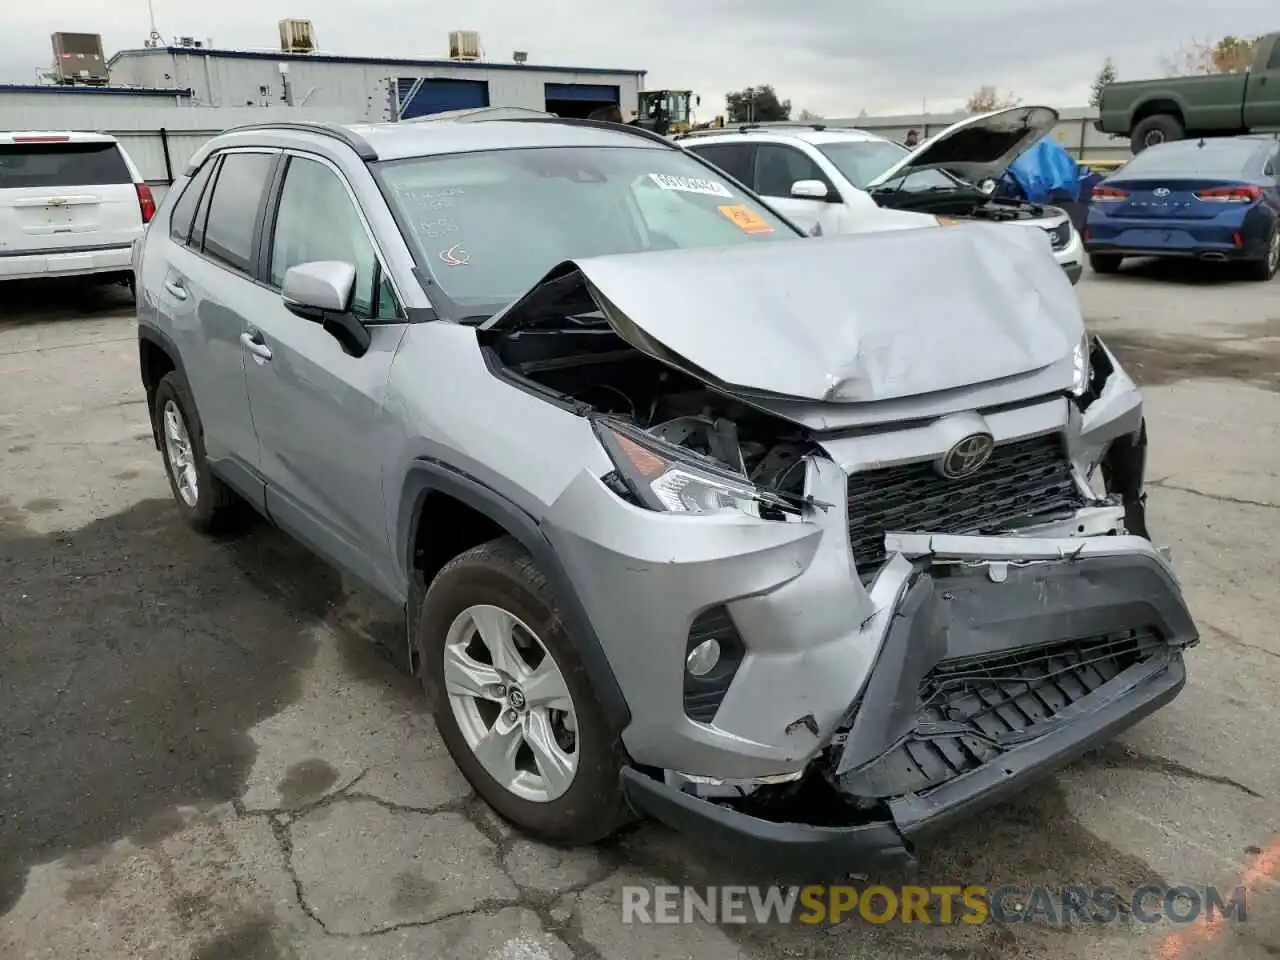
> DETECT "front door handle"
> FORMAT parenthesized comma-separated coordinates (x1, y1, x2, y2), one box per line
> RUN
(240, 331, 273, 362)
(163, 278, 187, 300)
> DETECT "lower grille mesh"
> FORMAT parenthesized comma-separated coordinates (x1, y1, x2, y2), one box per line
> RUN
(903, 628, 1164, 792)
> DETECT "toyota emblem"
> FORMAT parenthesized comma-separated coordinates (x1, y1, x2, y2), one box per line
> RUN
(938, 433, 995, 479)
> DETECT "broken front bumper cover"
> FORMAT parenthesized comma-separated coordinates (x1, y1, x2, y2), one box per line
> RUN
(619, 540, 1196, 878)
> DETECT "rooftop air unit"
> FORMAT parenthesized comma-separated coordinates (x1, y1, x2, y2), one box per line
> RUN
(513, 50, 528, 64)
(279, 18, 317, 54)
(448, 31, 482, 61)
(50, 32, 109, 85)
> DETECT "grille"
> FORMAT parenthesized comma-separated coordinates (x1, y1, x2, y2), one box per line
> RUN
(846, 432, 1085, 574)
(899, 628, 1164, 792)
(1043, 220, 1072, 250)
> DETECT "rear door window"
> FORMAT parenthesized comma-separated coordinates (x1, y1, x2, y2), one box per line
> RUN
(169, 159, 217, 244)
(199, 152, 277, 274)
(687, 143, 757, 188)
(0, 141, 131, 189)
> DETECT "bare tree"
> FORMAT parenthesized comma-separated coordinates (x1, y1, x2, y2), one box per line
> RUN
(797, 108, 823, 121)
(965, 85, 1020, 114)
(1089, 57, 1117, 108)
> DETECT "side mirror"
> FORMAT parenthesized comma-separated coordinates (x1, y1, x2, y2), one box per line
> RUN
(281, 261, 371, 355)
(790, 179, 830, 200)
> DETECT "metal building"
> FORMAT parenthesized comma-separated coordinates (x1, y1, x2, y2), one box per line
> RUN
(106, 43, 646, 123)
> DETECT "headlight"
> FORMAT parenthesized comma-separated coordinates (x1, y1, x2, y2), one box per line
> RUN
(595, 420, 767, 517)
(1071, 333, 1091, 396)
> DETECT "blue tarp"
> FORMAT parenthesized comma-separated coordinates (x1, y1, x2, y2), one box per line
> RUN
(1005, 136, 1085, 203)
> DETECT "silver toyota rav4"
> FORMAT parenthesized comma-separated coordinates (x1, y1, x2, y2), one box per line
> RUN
(134, 109, 1197, 875)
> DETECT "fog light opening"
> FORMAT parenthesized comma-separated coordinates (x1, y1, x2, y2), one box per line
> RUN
(686, 639, 721, 677)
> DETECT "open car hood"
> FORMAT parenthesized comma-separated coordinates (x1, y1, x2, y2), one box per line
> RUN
(865, 105, 1059, 188)
(483, 223, 1083, 407)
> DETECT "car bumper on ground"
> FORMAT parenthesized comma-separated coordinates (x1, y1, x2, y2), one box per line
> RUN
(0, 243, 135, 282)
(619, 538, 1195, 877)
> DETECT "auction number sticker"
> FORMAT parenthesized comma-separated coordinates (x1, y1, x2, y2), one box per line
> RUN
(649, 173, 734, 198)
(717, 205, 774, 234)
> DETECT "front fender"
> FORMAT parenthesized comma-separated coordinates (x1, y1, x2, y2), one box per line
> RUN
(396, 458, 632, 732)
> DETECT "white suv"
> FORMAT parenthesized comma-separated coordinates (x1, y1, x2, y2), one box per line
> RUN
(676, 106, 1084, 285)
(0, 131, 153, 290)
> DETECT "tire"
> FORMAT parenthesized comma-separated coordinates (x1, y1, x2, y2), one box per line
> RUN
(417, 537, 631, 845)
(1089, 253, 1123, 274)
(1244, 227, 1280, 282)
(1130, 114, 1184, 154)
(153, 371, 245, 534)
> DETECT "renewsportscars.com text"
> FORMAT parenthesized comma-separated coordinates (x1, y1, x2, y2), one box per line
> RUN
(621, 884, 1248, 926)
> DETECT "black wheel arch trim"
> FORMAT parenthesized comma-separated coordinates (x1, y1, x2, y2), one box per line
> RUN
(137, 323, 192, 450)
(398, 457, 632, 732)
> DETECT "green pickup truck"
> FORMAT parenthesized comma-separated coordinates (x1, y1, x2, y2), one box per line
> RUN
(1096, 32, 1280, 152)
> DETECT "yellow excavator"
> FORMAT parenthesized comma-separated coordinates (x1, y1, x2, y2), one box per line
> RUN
(633, 90, 719, 136)
(590, 90, 724, 137)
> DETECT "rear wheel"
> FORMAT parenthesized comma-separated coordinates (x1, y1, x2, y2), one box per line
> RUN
(153, 372, 246, 534)
(1244, 227, 1280, 282)
(417, 537, 630, 845)
(1089, 253, 1123, 274)
(1130, 114, 1184, 154)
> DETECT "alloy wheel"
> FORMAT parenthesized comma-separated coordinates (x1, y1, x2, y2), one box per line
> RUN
(1269, 231, 1280, 274)
(162, 400, 199, 507)
(443, 603, 579, 803)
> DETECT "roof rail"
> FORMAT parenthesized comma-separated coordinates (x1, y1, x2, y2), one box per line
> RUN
(674, 120, 871, 141)
(501, 116, 679, 149)
(215, 120, 377, 160)
(399, 106, 555, 124)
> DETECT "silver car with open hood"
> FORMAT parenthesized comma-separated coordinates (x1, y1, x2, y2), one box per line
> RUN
(133, 109, 1196, 876)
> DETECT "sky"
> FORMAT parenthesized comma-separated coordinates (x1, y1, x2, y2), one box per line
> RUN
(1, 1, 1274, 117)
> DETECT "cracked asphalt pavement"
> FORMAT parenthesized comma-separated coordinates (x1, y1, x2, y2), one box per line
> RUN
(2, 260, 1278, 960)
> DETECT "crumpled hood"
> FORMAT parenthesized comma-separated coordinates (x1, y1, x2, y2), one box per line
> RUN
(866, 105, 1060, 188)
(486, 221, 1083, 405)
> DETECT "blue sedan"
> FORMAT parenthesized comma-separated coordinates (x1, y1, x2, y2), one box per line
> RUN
(1083, 135, 1280, 281)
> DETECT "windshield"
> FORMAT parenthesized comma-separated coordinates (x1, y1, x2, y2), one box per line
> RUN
(376, 145, 796, 314)
(817, 140, 960, 192)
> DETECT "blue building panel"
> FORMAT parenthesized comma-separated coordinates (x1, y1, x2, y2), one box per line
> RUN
(399, 78, 490, 119)
(544, 83, 620, 103)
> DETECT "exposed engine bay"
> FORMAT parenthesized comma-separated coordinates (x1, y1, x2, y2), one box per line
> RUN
(485, 322, 814, 502)
(871, 184, 1050, 223)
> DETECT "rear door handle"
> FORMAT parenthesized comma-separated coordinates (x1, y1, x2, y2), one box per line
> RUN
(240, 331, 273, 362)
(163, 278, 187, 300)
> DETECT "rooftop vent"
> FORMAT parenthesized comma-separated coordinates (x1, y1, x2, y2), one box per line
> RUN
(50, 32, 109, 85)
(279, 18, 317, 54)
(513, 50, 528, 64)
(448, 30, 482, 61)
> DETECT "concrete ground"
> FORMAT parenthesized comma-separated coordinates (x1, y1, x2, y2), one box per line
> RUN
(1, 260, 1277, 960)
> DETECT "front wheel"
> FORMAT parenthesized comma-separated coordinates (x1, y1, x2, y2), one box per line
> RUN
(417, 537, 631, 845)
(1089, 253, 1123, 274)
(1244, 228, 1280, 282)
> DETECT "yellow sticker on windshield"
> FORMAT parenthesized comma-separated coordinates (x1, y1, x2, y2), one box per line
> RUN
(718, 205, 774, 234)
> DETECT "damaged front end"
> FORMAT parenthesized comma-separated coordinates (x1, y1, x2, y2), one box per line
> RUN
(478, 235, 1197, 876)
